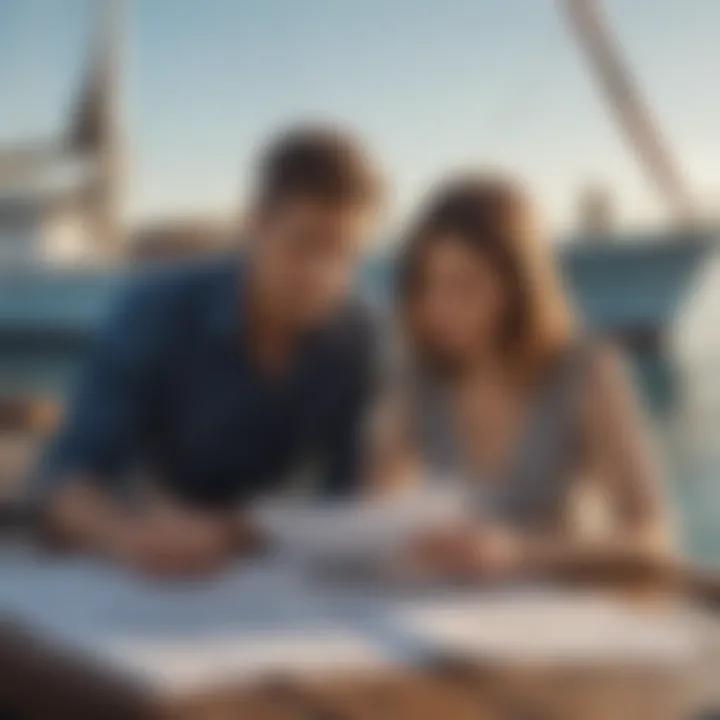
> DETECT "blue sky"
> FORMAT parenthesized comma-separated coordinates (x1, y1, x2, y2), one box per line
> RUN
(1, 0, 719, 235)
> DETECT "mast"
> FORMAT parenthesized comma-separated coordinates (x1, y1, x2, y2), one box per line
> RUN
(67, 0, 124, 259)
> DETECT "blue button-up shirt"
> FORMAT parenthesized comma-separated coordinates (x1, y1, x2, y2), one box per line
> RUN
(39, 258, 378, 507)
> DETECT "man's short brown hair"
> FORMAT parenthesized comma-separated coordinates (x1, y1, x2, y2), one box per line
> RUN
(255, 124, 383, 211)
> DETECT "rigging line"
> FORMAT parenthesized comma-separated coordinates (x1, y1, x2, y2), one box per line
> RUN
(559, 0, 695, 222)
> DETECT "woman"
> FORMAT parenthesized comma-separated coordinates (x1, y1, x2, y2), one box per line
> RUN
(373, 174, 673, 582)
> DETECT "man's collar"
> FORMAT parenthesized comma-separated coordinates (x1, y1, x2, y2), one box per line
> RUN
(205, 253, 357, 353)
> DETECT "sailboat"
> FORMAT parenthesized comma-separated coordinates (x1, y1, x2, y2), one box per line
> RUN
(0, 0, 716, 421)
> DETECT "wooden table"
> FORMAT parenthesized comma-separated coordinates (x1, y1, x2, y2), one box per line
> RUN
(1, 544, 719, 720)
(167, 665, 694, 720)
(0, 620, 701, 720)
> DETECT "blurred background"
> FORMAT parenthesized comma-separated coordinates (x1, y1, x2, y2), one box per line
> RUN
(0, 0, 718, 559)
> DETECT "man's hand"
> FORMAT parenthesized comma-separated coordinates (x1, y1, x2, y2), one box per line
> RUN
(103, 510, 237, 579)
(408, 523, 527, 581)
(43, 481, 264, 579)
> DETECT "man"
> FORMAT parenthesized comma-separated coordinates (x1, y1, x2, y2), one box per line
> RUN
(36, 124, 383, 577)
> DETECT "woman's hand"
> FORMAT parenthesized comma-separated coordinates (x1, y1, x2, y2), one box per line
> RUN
(408, 523, 527, 581)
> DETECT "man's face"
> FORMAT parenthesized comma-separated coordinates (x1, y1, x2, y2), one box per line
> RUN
(249, 198, 374, 328)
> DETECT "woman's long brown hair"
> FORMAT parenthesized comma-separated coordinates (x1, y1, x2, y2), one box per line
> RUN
(397, 173, 573, 382)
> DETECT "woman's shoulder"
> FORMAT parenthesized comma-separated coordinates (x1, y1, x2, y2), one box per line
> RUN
(555, 334, 630, 381)
(578, 336, 632, 384)
(540, 335, 635, 417)
(560, 335, 639, 420)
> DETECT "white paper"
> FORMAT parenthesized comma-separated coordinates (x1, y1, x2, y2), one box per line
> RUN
(250, 484, 467, 564)
(0, 541, 703, 694)
(393, 589, 699, 666)
(0, 548, 413, 692)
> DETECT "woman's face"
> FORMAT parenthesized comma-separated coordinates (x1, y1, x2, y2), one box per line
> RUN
(403, 235, 508, 369)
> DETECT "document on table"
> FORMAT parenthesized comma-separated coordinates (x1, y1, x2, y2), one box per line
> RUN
(392, 590, 701, 667)
(0, 546, 408, 692)
(250, 484, 467, 564)
(0, 488, 703, 695)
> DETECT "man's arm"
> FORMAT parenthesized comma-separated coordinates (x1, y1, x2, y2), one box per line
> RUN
(34, 274, 264, 575)
(33, 275, 169, 549)
(319, 305, 385, 498)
